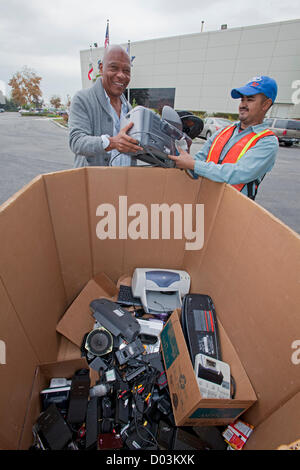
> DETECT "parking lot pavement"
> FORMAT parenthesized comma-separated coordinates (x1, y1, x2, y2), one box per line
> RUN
(0, 112, 73, 205)
(0, 113, 299, 234)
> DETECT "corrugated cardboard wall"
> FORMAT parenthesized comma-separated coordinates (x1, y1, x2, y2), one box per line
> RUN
(183, 176, 225, 285)
(0, 176, 71, 448)
(186, 184, 300, 427)
(43, 167, 221, 302)
(245, 391, 300, 449)
(43, 169, 93, 305)
(87, 167, 204, 280)
(0, 278, 38, 449)
(0, 177, 67, 363)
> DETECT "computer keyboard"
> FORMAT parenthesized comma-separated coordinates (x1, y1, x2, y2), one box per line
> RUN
(116, 285, 142, 307)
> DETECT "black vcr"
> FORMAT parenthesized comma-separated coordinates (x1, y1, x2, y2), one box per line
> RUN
(181, 294, 221, 366)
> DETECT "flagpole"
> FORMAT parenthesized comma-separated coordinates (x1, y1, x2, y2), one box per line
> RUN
(127, 40, 130, 104)
(105, 19, 109, 48)
(88, 45, 94, 81)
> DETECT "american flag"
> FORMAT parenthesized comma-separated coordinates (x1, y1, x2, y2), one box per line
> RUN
(104, 20, 109, 48)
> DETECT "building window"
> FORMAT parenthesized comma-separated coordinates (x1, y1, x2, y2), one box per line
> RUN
(125, 88, 175, 113)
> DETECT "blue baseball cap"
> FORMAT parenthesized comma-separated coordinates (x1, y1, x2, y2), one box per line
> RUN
(231, 76, 278, 103)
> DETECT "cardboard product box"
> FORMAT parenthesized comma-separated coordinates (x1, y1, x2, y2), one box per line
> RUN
(20, 358, 91, 450)
(0, 167, 299, 450)
(160, 309, 257, 426)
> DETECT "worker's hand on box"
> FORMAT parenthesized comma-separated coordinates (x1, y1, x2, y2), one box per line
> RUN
(106, 122, 143, 154)
(168, 147, 195, 170)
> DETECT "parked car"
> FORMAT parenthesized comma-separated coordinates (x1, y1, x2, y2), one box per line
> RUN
(0, 108, 4, 113)
(199, 117, 232, 139)
(56, 109, 68, 116)
(264, 118, 300, 146)
(30, 108, 45, 114)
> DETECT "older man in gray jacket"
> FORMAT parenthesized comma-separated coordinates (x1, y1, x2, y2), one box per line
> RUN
(69, 45, 142, 167)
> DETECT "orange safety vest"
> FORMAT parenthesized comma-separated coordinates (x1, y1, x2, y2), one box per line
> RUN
(206, 125, 276, 194)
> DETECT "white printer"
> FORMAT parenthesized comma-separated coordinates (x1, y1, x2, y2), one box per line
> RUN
(131, 268, 190, 315)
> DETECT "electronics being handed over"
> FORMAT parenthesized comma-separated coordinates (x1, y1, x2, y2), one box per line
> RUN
(119, 106, 203, 168)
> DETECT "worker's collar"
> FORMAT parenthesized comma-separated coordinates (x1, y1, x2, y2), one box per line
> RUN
(237, 120, 270, 134)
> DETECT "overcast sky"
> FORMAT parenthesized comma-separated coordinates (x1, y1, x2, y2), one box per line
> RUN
(1, 0, 300, 105)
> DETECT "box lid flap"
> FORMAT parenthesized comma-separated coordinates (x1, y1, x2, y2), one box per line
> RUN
(56, 273, 117, 347)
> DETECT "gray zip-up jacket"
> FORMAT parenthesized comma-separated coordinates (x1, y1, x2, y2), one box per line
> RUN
(69, 78, 134, 167)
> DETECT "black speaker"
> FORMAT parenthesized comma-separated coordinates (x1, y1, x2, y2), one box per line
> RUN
(85, 327, 113, 356)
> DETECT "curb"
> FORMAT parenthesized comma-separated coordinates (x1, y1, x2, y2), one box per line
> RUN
(50, 119, 68, 130)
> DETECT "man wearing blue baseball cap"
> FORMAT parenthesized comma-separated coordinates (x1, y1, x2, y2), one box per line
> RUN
(168, 76, 279, 200)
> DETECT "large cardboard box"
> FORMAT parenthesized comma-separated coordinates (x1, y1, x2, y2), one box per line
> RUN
(0, 167, 299, 450)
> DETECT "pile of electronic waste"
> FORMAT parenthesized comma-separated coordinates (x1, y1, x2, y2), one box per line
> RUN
(31, 268, 245, 451)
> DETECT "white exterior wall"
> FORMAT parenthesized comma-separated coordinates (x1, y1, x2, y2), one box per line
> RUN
(0, 91, 5, 105)
(80, 19, 300, 118)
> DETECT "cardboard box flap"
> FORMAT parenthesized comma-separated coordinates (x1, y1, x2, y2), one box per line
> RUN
(56, 272, 118, 347)
(160, 310, 201, 423)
